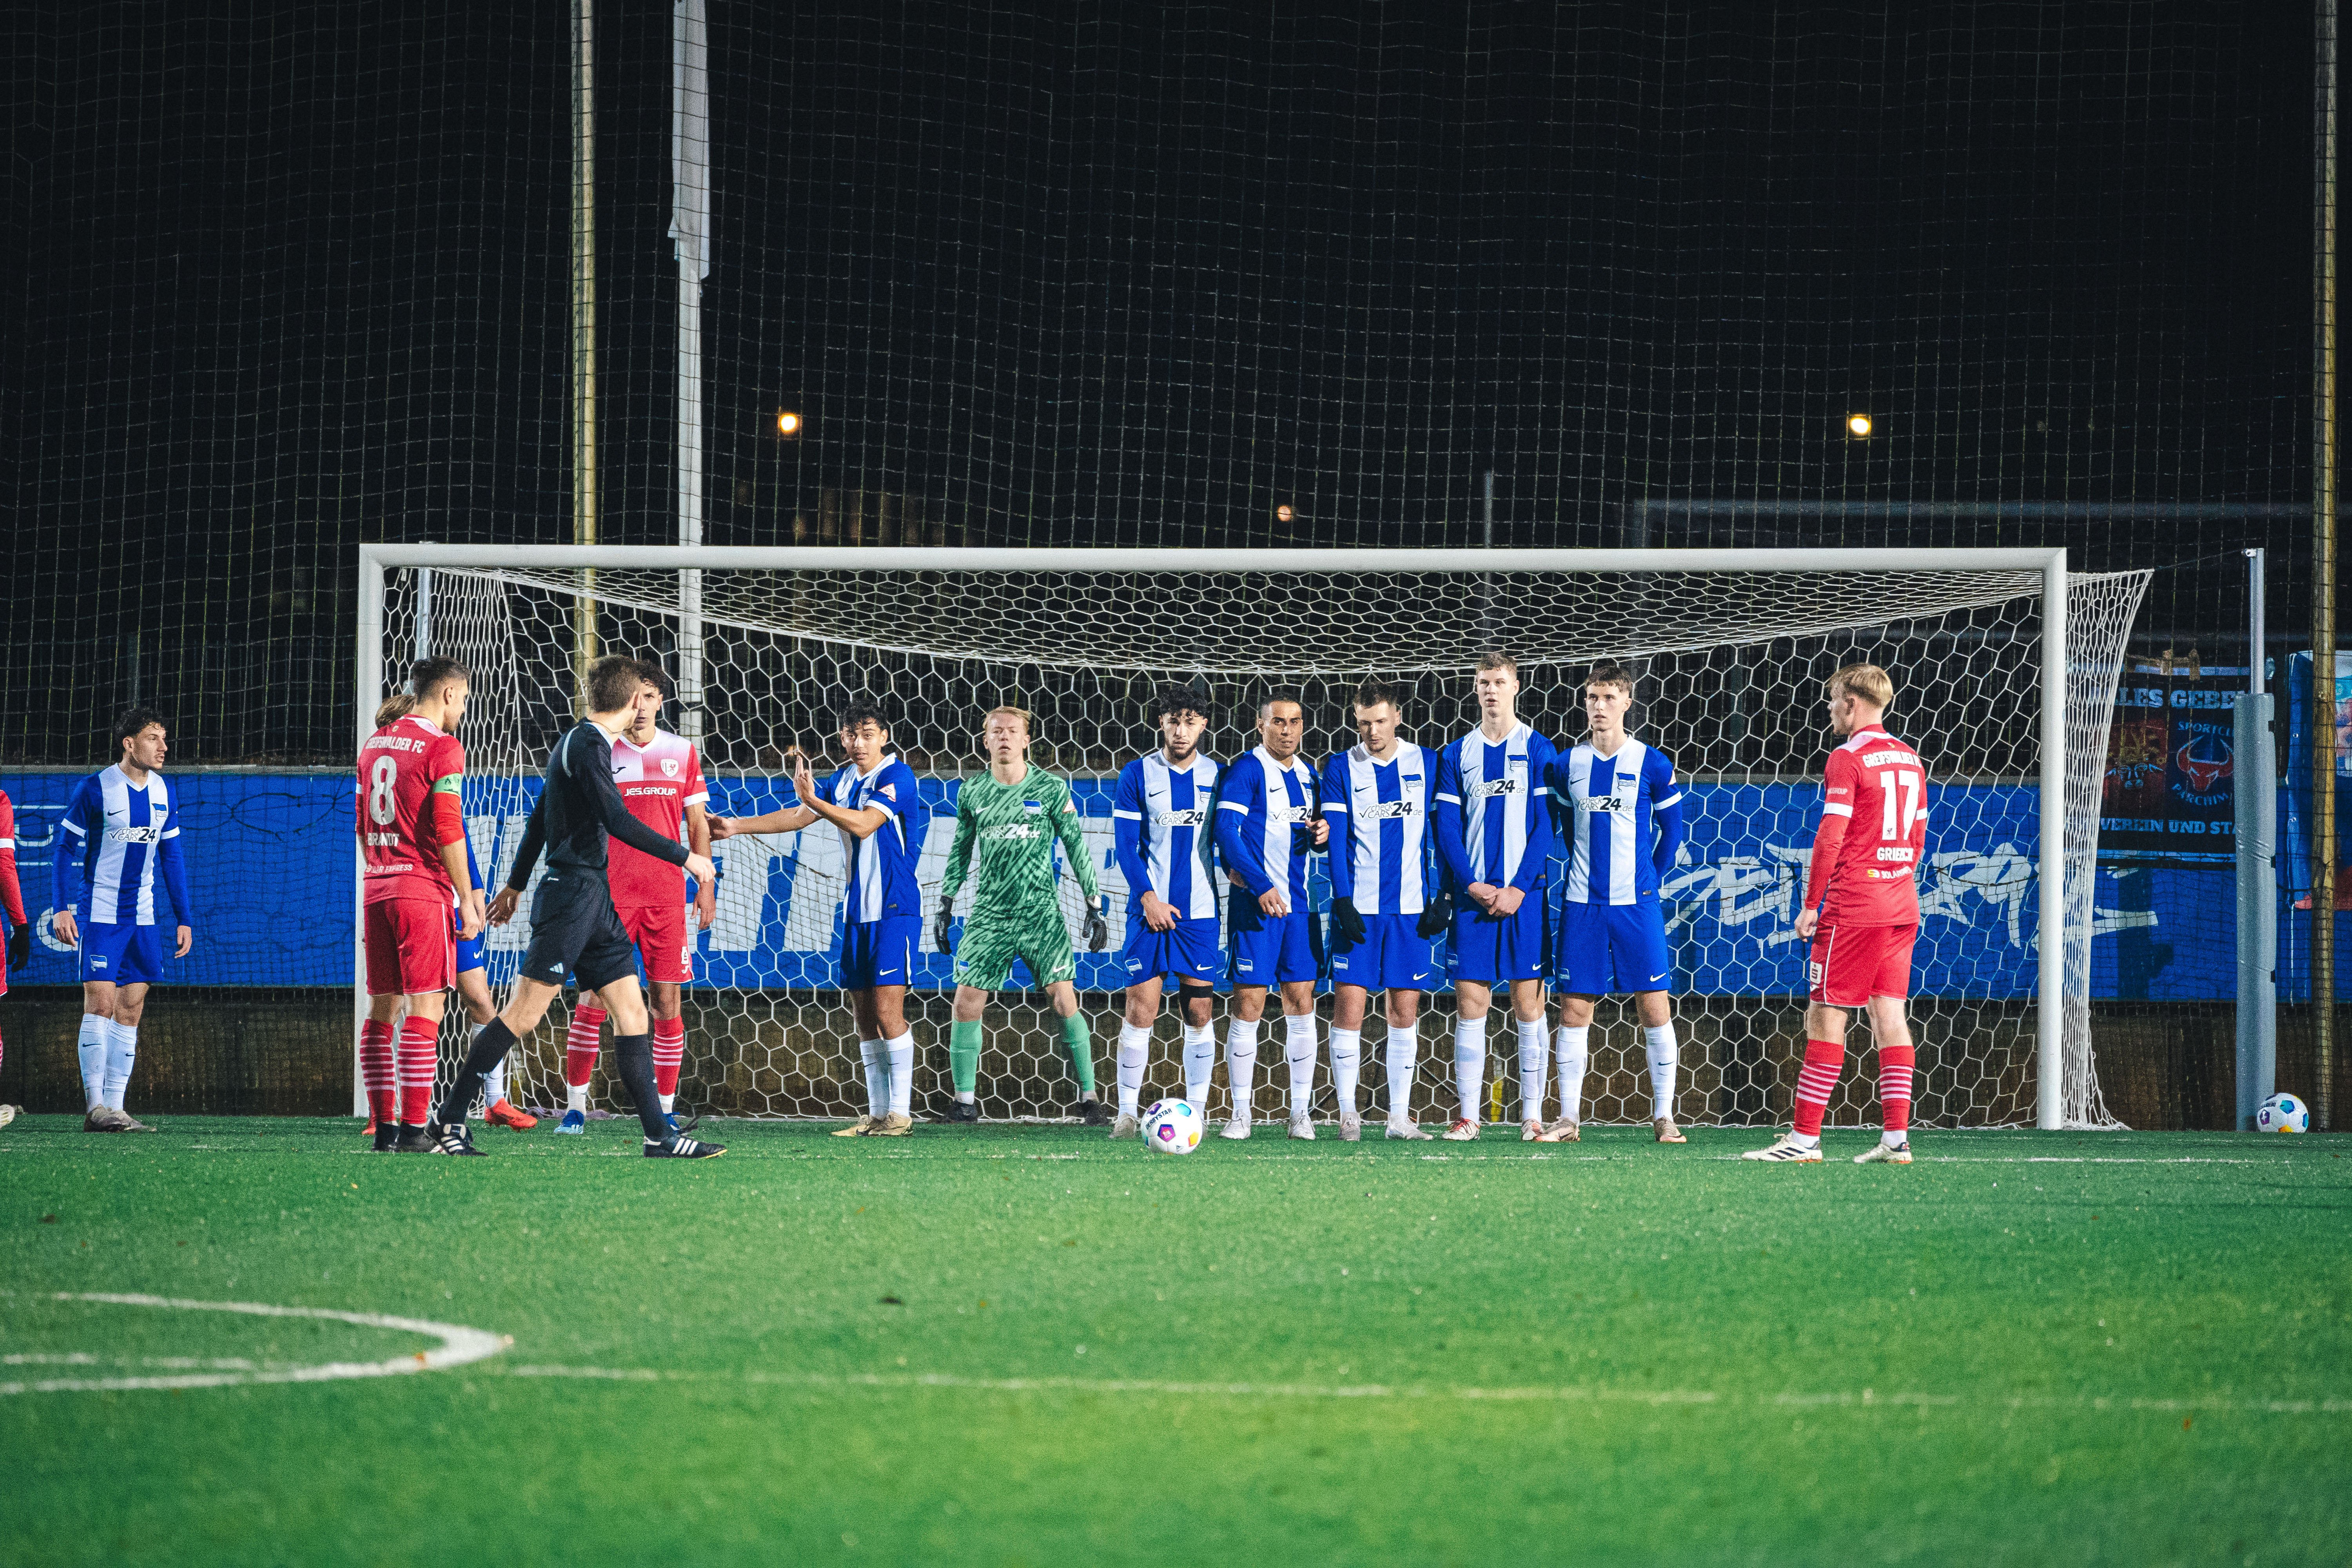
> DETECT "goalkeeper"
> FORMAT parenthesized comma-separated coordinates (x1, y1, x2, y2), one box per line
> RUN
(934, 706, 1111, 1125)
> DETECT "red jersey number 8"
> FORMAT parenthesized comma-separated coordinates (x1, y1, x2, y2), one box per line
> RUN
(368, 755, 400, 827)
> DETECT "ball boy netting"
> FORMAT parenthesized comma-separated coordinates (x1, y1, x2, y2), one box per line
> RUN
(373, 557, 2147, 1130)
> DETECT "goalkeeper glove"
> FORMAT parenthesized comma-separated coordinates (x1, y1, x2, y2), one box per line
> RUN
(1329, 896, 1367, 949)
(1416, 889, 1453, 939)
(6, 923, 27, 973)
(934, 902, 956, 955)
(1085, 893, 1110, 953)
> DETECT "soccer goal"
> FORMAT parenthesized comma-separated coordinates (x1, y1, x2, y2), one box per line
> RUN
(355, 544, 2149, 1132)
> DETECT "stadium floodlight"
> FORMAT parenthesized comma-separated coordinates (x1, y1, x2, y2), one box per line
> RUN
(357, 544, 2148, 1133)
(1846, 412, 1873, 438)
(776, 408, 802, 437)
(1274, 503, 1295, 523)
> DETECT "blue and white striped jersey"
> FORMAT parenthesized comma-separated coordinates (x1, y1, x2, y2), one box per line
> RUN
(1213, 745, 1320, 905)
(1433, 721, 1558, 893)
(55, 764, 190, 928)
(1551, 738, 1682, 905)
(1111, 751, 1221, 920)
(815, 756, 924, 923)
(1320, 741, 1434, 915)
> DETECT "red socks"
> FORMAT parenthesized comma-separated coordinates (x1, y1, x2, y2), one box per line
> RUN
(1793, 1038, 1843, 1138)
(396, 1016, 440, 1126)
(566, 1004, 606, 1089)
(360, 1019, 397, 1124)
(1879, 1044, 1916, 1135)
(652, 1017, 686, 1099)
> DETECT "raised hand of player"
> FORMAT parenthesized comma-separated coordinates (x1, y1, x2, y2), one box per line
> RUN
(1138, 888, 1177, 933)
(708, 816, 738, 842)
(174, 924, 192, 958)
(684, 852, 717, 888)
(789, 750, 818, 810)
(486, 887, 521, 926)
(7, 923, 30, 971)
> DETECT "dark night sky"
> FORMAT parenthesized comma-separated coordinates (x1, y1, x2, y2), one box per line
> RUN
(0, 2, 2319, 759)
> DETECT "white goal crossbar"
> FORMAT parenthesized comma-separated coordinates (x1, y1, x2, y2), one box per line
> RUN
(356, 543, 2095, 1130)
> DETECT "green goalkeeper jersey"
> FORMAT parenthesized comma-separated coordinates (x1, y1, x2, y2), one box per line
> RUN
(941, 764, 1100, 921)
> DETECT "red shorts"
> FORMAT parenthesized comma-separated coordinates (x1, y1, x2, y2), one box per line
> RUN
(365, 897, 455, 997)
(1807, 922, 1917, 1008)
(617, 901, 693, 984)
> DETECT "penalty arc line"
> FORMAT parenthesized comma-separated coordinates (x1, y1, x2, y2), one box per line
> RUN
(0, 1292, 508, 1396)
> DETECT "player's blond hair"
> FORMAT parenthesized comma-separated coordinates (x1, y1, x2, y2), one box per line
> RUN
(1826, 662, 1895, 711)
(982, 704, 1034, 734)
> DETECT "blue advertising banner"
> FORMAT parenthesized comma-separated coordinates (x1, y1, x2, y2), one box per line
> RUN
(5, 768, 2334, 1000)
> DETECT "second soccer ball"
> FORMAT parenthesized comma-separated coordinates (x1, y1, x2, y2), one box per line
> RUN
(2255, 1093, 2310, 1133)
(1141, 1099, 1204, 1154)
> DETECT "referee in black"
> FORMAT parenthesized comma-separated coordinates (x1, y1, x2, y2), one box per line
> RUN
(431, 655, 724, 1158)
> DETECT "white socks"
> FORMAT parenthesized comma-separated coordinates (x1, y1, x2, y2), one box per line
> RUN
(78, 1014, 107, 1109)
(483, 1056, 508, 1109)
(1645, 1022, 1679, 1120)
(567, 1082, 590, 1114)
(886, 1033, 914, 1119)
(1329, 1027, 1362, 1118)
(1554, 1024, 1589, 1126)
(1516, 1017, 1548, 1123)
(1385, 1020, 1419, 1122)
(103, 1021, 138, 1112)
(1225, 1018, 1260, 1120)
(1116, 1022, 1152, 1118)
(1284, 1012, 1318, 1119)
(1181, 1021, 1216, 1105)
(858, 1037, 887, 1119)
(1453, 1017, 1485, 1123)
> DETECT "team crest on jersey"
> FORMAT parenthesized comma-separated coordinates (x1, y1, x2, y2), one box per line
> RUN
(661, 757, 680, 778)
(1023, 800, 1044, 813)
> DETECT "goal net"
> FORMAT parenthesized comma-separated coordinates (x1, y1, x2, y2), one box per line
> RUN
(362, 547, 2149, 1131)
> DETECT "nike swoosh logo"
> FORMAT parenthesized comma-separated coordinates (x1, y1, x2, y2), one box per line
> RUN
(1650, 973, 1667, 982)
(1412, 973, 1430, 981)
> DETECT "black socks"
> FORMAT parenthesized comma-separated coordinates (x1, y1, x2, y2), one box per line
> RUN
(434, 1018, 516, 1127)
(613, 1032, 668, 1142)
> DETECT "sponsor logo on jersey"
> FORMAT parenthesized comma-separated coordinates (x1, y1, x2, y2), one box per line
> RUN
(1473, 777, 1521, 799)
(1361, 799, 1416, 820)
(983, 824, 1045, 841)
(1269, 804, 1312, 824)
(1155, 807, 1210, 827)
(106, 825, 164, 845)
(1589, 795, 1626, 813)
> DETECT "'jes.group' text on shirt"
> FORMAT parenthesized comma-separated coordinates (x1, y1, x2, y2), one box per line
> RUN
(1111, 750, 1221, 920)
(1321, 741, 1433, 915)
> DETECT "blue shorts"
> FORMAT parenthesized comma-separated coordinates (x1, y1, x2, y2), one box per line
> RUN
(454, 909, 486, 976)
(1228, 895, 1321, 987)
(79, 920, 169, 987)
(1121, 915, 1221, 988)
(841, 915, 922, 990)
(1451, 893, 1551, 986)
(1555, 898, 1674, 995)
(1329, 911, 1441, 992)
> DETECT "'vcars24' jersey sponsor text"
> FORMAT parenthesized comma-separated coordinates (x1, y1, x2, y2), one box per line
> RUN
(1112, 751, 1221, 920)
(607, 729, 709, 909)
(1552, 737, 1681, 906)
(1321, 742, 1433, 915)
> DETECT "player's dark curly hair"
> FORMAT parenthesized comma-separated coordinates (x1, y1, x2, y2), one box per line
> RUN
(112, 706, 167, 752)
(1148, 679, 1213, 724)
(633, 657, 676, 701)
(837, 697, 891, 733)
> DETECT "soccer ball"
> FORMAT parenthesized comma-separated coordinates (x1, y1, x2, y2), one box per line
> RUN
(2255, 1093, 2310, 1134)
(1140, 1098, 1204, 1154)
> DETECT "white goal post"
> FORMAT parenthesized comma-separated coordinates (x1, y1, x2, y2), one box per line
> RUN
(355, 543, 2149, 1132)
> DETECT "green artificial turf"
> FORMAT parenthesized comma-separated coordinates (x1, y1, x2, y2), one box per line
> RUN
(2, 1115, 2347, 1566)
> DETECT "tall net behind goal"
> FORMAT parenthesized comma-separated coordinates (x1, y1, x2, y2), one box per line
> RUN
(371, 553, 2148, 1131)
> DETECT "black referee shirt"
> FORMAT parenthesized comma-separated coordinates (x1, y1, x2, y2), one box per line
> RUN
(504, 719, 691, 890)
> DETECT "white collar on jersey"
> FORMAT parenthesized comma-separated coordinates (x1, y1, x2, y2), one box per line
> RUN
(1252, 744, 1312, 777)
(1465, 719, 1530, 749)
(104, 762, 166, 792)
(1583, 732, 1642, 763)
(612, 726, 676, 753)
(1349, 740, 1414, 766)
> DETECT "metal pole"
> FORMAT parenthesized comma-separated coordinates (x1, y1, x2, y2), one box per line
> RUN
(354, 551, 387, 1116)
(414, 561, 432, 663)
(572, 0, 599, 714)
(2036, 550, 2069, 1129)
(2237, 550, 2278, 1128)
(2318, 0, 2340, 1130)
(673, 0, 708, 743)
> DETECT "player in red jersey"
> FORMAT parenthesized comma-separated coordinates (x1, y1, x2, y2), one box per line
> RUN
(1746, 663, 1926, 1164)
(510, 660, 713, 1135)
(0, 787, 30, 1127)
(357, 659, 486, 1152)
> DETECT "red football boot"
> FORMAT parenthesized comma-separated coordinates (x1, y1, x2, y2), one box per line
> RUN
(485, 1098, 539, 1130)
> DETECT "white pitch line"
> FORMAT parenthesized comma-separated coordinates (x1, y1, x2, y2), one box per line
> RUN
(501, 1365, 2352, 1416)
(0, 1293, 508, 1396)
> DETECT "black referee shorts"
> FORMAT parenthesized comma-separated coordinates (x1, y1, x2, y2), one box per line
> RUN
(520, 870, 640, 993)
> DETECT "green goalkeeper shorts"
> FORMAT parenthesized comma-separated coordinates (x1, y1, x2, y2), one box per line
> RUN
(953, 910, 1076, 991)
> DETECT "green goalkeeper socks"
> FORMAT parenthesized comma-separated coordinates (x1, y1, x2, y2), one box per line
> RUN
(1060, 1012, 1096, 1095)
(950, 1020, 983, 1096)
